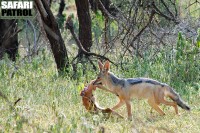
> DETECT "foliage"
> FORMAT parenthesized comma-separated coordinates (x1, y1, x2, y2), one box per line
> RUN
(174, 32, 200, 83)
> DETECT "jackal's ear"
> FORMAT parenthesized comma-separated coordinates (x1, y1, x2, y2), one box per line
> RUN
(98, 60, 103, 71)
(104, 60, 110, 71)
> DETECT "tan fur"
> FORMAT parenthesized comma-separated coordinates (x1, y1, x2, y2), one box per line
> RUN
(94, 61, 190, 120)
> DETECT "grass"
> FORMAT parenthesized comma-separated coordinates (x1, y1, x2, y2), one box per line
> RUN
(0, 48, 200, 132)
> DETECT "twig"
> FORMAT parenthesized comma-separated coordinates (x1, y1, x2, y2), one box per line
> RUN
(96, 0, 116, 20)
(14, 98, 22, 106)
(27, 19, 38, 54)
(124, 10, 155, 56)
(186, 0, 200, 9)
(152, 2, 179, 24)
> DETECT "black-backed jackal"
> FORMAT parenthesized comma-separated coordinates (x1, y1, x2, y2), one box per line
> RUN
(93, 61, 190, 120)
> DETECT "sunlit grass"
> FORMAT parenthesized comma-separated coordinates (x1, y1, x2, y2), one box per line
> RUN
(0, 51, 199, 133)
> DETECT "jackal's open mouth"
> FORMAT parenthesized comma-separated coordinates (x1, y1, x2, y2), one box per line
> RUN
(93, 81, 102, 85)
(96, 82, 102, 85)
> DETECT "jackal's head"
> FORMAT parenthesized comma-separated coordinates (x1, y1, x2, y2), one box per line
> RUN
(93, 60, 110, 86)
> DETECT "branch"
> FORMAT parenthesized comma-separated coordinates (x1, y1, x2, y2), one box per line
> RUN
(65, 16, 116, 66)
(34, 0, 48, 20)
(160, 0, 175, 18)
(43, 22, 59, 41)
(152, 2, 179, 24)
(186, 0, 200, 9)
(96, 0, 116, 20)
(27, 20, 38, 54)
(129, 10, 155, 47)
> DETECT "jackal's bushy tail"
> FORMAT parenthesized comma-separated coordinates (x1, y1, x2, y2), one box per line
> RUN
(174, 97, 190, 111)
(169, 88, 190, 111)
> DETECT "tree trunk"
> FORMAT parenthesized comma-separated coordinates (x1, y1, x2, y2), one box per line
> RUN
(0, 20, 18, 61)
(75, 0, 92, 56)
(57, 0, 66, 28)
(35, 0, 69, 73)
(57, 0, 65, 17)
(89, 0, 98, 12)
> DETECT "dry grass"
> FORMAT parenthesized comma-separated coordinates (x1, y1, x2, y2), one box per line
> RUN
(0, 55, 199, 133)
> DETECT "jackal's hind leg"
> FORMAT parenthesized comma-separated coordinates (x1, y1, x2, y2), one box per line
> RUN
(160, 99, 179, 115)
(148, 99, 165, 115)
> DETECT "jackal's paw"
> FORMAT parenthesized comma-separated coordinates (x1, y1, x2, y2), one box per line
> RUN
(176, 113, 180, 116)
(160, 112, 166, 116)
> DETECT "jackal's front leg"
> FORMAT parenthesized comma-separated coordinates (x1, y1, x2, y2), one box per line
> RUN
(112, 99, 125, 110)
(125, 100, 132, 120)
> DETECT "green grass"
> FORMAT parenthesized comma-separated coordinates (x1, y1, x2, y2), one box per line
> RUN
(0, 49, 199, 132)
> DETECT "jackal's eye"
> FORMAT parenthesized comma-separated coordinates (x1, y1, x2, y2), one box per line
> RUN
(102, 69, 108, 74)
